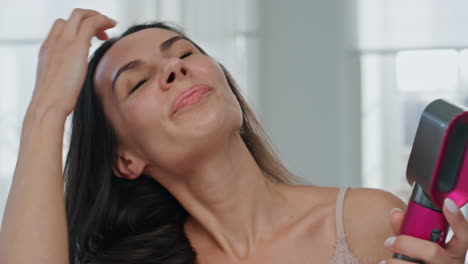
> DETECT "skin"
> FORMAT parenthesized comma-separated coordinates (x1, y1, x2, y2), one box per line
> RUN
(1, 8, 467, 264)
(0, 9, 116, 264)
(93, 28, 404, 263)
(93, 28, 468, 263)
(94, 27, 297, 260)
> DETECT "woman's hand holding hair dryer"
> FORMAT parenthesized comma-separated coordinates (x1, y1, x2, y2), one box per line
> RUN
(381, 200, 468, 264)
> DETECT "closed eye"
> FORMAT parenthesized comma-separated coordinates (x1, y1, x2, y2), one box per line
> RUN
(180, 52, 192, 59)
(128, 51, 191, 95)
(130, 79, 147, 94)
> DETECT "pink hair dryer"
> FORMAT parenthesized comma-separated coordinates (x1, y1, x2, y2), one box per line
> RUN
(393, 99, 468, 263)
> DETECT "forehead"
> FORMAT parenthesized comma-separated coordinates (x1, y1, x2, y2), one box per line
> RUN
(94, 28, 181, 94)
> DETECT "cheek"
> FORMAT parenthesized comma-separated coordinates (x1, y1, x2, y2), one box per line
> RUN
(196, 59, 241, 105)
(229, 95, 243, 130)
(121, 95, 165, 138)
(193, 57, 228, 86)
(197, 61, 243, 128)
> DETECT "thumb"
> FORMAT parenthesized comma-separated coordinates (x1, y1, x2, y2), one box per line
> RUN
(390, 208, 405, 235)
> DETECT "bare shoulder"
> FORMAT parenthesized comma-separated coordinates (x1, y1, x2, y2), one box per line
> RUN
(278, 184, 341, 215)
(344, 187, 408, 264)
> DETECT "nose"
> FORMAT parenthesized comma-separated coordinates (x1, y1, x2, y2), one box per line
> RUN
(161, 58, 188, 90)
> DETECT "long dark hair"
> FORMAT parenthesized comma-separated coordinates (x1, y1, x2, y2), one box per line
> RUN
(64, 22, 302, 264)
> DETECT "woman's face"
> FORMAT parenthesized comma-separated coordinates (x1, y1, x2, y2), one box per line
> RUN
(93, 28, 243, 178)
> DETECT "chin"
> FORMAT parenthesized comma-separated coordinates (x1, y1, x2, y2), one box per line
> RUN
(188, 107, 241, 139)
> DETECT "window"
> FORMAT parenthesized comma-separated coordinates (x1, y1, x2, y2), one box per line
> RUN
(359, 1, 468, 256)
(362, 49, 468, 195)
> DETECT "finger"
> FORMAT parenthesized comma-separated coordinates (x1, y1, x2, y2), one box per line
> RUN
(77, 14, 116, 42)
(443, 198, 468, 256)
(385, 235, 449, 263)
(95, 30, 109, 41)
(39, 19, 66, 57)
(43, 19, 66, 44)
(63, 8, 101, 40)
(390, 208, 405, 235)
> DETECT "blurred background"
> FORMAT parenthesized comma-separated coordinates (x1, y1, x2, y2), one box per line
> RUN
(1, 0, 468, 245)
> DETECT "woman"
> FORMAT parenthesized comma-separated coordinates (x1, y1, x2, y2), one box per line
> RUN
(1, 8, 467, 264)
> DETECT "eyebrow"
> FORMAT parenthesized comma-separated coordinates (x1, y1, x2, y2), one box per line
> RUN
(111, 35, 190, 92)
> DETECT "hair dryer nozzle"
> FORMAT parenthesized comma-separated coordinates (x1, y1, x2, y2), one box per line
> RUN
(406, 99, 468, 209)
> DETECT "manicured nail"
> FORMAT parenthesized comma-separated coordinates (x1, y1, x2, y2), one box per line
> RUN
(384, 236, 396, 248)
(389, 207, 402, 216)
(378, 261, 387, 264)
(444, 198, 459, 215)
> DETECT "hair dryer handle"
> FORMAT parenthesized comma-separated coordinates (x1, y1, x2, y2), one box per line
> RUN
(392, 200, 449, 263)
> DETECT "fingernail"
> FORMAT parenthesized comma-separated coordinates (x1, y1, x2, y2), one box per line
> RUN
(378, 261, 387, 264)
(384, 236, 396, 248)
(444, 198, 459, 215)
(389, 207, 402, 216)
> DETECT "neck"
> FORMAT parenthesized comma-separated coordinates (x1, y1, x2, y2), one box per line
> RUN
(148, 133, 291, 260)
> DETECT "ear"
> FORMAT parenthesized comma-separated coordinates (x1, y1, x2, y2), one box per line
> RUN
(112, 151, 147, 180)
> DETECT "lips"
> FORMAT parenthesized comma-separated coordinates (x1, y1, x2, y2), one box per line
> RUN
(171, 84, 212, 117)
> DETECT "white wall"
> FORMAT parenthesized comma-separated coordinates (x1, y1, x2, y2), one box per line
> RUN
(257, 0, 361, 187)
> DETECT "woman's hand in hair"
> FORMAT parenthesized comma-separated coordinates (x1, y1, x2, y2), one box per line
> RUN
(30, 8, 116, 118)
